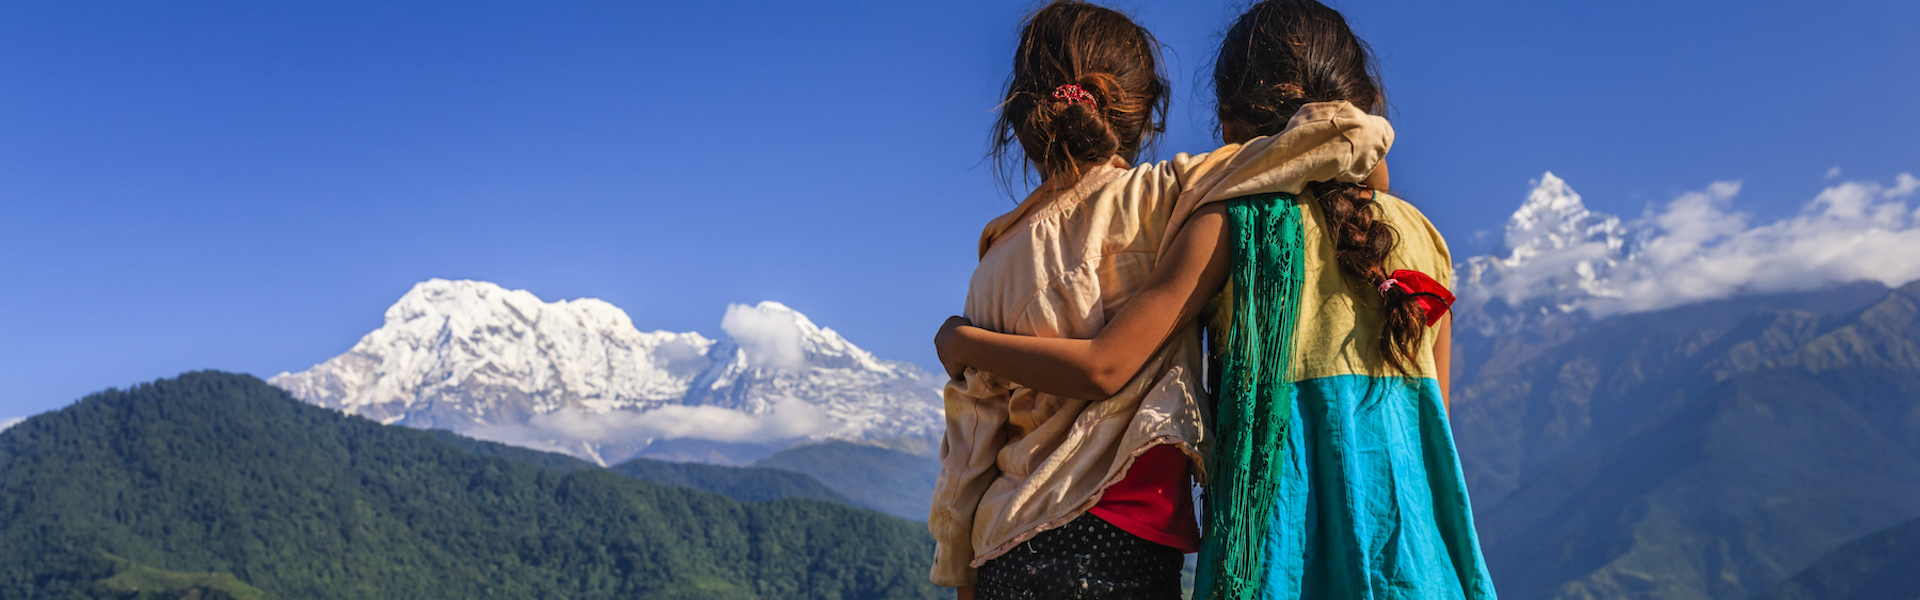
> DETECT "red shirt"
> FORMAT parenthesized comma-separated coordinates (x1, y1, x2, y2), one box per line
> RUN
(1088, 444, 1201, 552)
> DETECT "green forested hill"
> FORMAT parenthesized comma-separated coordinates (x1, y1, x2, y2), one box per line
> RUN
(425, 428, 601, 472)
(609, 455, 853, 505)
(429, 429, 858, 506)
(0, 371, 943, 600)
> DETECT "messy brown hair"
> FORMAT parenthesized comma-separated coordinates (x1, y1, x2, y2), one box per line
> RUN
(991, 0, 1168, 190)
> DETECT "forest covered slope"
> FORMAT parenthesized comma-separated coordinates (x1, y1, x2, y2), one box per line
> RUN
(0, 371, 942, 600)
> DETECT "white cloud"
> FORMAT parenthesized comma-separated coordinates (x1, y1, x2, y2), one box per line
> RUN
(531, 400, 829, 444)
(721, 302, 808, 371)
(463, 400, 833, 464)
(1826, 166, 1843, 179)
(0, 416, 22, 431)
(1887, 173, 1918, 199)
(1465, 172, 1920, 323)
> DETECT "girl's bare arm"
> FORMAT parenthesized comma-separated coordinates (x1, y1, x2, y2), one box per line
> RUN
(935, 203, 1232, 399)
(934, 161, 1391, 399)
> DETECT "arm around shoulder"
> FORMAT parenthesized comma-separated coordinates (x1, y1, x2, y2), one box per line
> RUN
(933, 204, 1233, 399)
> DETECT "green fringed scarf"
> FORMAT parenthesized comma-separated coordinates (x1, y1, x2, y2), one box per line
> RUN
(1199, 192, 1305, 600)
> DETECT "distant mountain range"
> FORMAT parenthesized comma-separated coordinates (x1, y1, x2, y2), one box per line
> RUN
(1453, 280, 1920, 600)
(0, 371, 941, 600)
(1445, 173, 1920, 600)
(270, 279, 944, 466)
(1456, 170, 1920, 336)
(1440, 174, 1920, 600)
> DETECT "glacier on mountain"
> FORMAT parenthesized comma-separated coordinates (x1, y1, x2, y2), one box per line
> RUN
(270, 280, 944, 466)
(1456, 171, 1920, 334)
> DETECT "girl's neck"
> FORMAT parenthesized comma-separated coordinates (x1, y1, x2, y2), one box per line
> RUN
(1038, 156, 1123, 193)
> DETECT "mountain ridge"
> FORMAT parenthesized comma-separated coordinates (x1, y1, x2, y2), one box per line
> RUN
(270, 279, 944, 466)
(1454, 281, 1920, 600)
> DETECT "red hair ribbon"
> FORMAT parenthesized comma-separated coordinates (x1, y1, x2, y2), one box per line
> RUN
(1051, 83, 1098, 108)
(1377, 269, 1455, 327)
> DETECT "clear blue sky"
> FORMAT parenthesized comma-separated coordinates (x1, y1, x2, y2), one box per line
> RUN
(3, 0, 1915, 419)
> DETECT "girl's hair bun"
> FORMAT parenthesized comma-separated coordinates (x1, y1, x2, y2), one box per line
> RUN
(1026, 74, 1122, 174)
(992, 1, 1168, 189)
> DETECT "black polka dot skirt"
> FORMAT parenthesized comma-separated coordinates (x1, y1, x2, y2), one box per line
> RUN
(976, 513, 1184, 600)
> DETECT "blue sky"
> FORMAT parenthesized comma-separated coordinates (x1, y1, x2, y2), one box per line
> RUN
(3, 0, 1916, 419)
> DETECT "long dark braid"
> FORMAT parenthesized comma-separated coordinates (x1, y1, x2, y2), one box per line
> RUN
(1215, 0, 1425, 375)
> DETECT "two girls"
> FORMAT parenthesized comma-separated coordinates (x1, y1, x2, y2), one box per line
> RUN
(934, 1, 1496, 599)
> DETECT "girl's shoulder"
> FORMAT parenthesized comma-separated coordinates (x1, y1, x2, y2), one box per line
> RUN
(1372, 191, 1453, 288)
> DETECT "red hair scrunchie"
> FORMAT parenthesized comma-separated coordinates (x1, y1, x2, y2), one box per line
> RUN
(1051, 83, 1098, 108)
(1377, 269, 1455, 327)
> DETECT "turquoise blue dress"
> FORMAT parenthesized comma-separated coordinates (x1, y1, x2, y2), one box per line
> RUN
(1228, 377, 1495, 599)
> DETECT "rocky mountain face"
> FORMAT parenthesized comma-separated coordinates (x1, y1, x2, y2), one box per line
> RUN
(1451, 278, 1920, 600)
(270, 280, 943, 466)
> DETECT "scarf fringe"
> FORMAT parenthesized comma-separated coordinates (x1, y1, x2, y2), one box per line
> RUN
(1198, 193, 1304, 600)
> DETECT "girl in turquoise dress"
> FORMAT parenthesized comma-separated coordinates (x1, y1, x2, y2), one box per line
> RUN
(935, 1, 1498, 598)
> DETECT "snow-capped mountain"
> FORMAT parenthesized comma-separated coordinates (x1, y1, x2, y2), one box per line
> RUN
(1455, 172, 1635, 334)
(270, 279, 944, 466)
(1456, 170, 1920, 335)
(684, 304, 944, 441)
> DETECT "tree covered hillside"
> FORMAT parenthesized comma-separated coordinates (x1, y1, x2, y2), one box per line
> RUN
(428, 429, 861, 507)
(610, 455, 853, 505)
(0, 371, 943, 600)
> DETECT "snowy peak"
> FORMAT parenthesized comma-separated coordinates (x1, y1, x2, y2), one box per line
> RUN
(386, 279, 662, 348)
(1499, 172, 1630, 264)
(718, 301, 893, 375)
(1457, 173, 1634, 333)
(1456, 171, 1920, 334)
(271, 280, 942, 466)
(271, 279, 715, 423)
